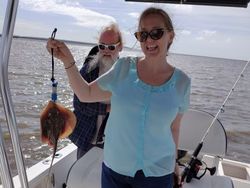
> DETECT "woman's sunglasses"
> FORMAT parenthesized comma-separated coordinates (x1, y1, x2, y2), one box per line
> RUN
(98, 42, 120, 51)
(134, 28, 166, 42)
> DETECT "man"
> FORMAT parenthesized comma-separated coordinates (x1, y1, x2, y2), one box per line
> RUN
(68, 23, 123, 159)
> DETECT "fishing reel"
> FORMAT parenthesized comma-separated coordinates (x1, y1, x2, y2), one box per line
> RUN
(181, 157, 216, 183)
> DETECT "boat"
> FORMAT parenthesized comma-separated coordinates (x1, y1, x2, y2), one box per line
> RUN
(6, 109, 250, 188)
(1, 0, 250, 188)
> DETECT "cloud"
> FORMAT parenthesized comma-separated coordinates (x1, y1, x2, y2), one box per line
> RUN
(128, 12, 140, 18)
(172, 4, 193, 14)
(180, 30, 191, 35)
(91, 0, 104, 3)
(20, 0, 116, 28)
(14, 19, 50, 37)
(202, 30, 217, 37)
(195, 30, 217, 41)
(196, 36, 204, 41)
(195, 29, 218, 42)
(225, 37, 232, 43)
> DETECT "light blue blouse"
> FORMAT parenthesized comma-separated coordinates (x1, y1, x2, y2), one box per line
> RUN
(97, 57, 191, 177)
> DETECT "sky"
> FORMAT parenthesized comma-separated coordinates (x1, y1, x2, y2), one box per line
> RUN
(1, 0, 250, 60)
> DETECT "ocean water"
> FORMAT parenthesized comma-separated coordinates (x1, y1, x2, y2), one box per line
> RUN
(0, 38, 250, 177)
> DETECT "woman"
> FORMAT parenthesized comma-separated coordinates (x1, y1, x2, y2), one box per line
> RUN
(47, 7, 190, 188)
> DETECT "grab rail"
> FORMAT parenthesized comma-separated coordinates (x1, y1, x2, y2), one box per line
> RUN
(0, 124, 13, 188)
(0, 0, 29, 187)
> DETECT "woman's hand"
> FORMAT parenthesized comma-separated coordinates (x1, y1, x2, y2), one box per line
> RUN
(46, 38, 75, 67)
(174, 164, 184, 188)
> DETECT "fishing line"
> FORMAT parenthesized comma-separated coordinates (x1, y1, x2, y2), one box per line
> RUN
(181, 58, 250, 184)
(201, 59, 250, 143)
(50, 28, 58, 102)
(45, 28, 58, 188)
(51, 28, 57, 82)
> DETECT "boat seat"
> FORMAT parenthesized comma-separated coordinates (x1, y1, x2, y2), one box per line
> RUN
(66, 146, 103, 188)
(66, 147, 234, 188)
(66, 109, 228, 188)
(179, 109, 227, 157)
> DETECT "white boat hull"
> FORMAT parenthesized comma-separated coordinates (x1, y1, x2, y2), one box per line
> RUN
(6, 144, 250, 188)
(5, 109, 250, 188)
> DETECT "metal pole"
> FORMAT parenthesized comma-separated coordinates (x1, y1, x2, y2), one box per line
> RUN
(0, 123, 14, 188)
(0, 0, 29, 187)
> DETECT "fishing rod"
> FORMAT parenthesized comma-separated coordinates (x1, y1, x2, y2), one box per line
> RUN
(180, 58, 250, 184)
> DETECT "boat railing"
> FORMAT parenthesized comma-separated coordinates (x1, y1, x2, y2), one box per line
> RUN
(0, 0, 29, 187)
(0, 122, 13, 188)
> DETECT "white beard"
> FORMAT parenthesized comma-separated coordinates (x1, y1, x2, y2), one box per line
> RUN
(87, 53, 116, 75)
(98, 55, 115, 75)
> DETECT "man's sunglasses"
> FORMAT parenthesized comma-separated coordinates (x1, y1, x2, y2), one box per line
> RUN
(98, 42, 120, 51)
(134, 28, 166, 42)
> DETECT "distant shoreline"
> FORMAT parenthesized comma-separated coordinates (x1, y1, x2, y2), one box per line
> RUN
(0, 33, 96, 46)
(12, 34, 97, 46)
(0, 34, 245, 61)
(6, 34, 136, 51)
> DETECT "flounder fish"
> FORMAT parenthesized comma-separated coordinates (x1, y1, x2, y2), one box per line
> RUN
(40, 100, 76, 179)
(40, 101, 76, 146)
